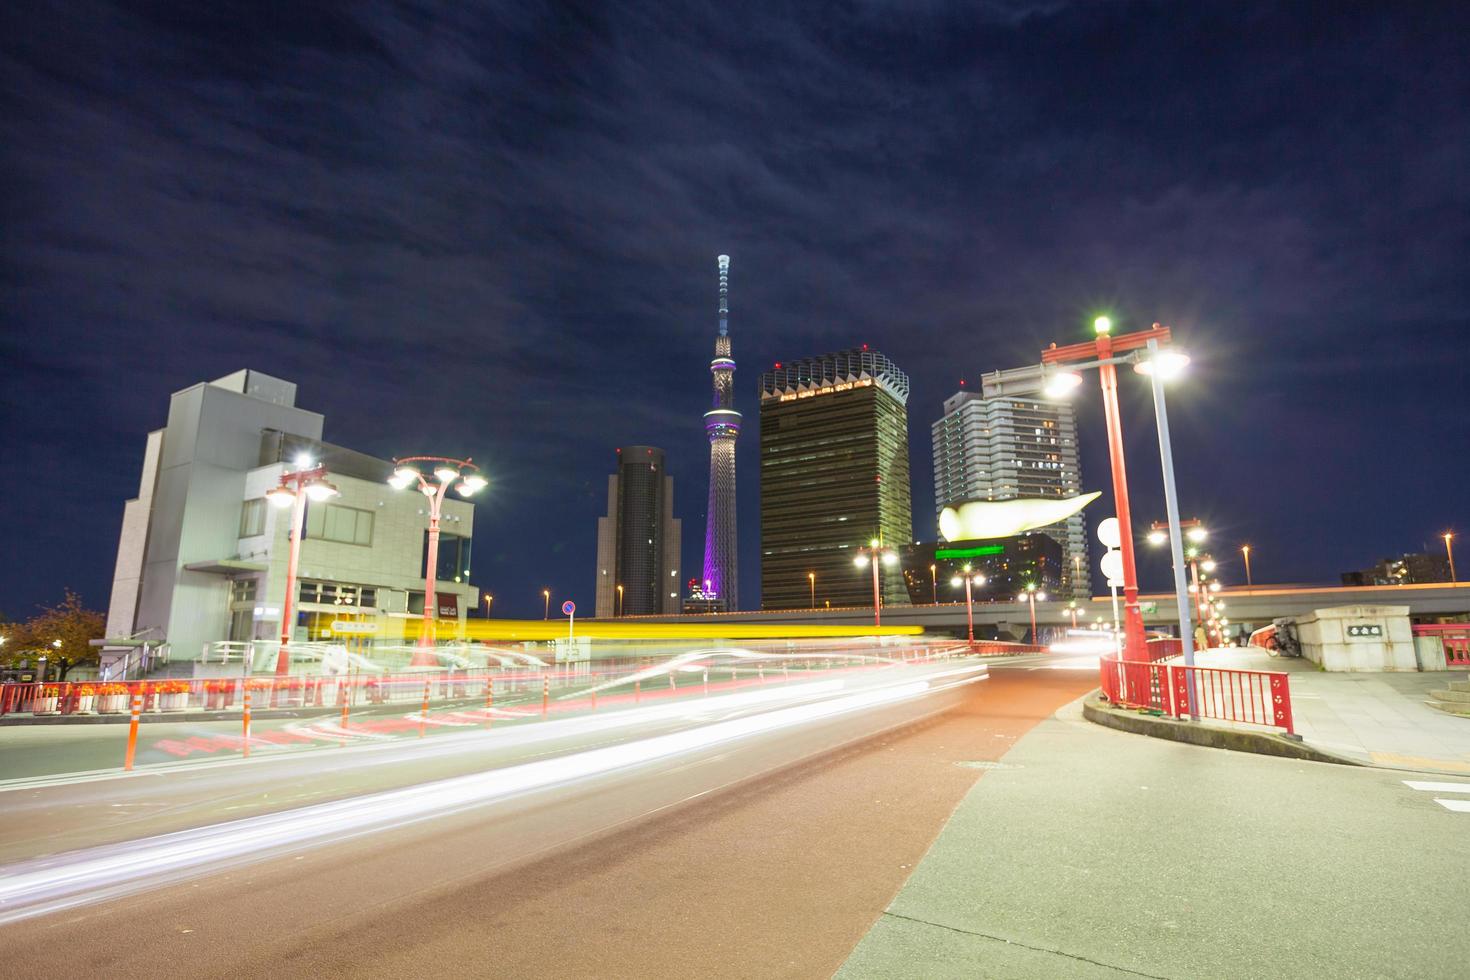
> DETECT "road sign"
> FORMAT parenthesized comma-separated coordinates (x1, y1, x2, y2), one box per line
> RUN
(1099, 549, 1124, 586)
(1097, 517, 1121, 550)
(562, 600, 576, 616)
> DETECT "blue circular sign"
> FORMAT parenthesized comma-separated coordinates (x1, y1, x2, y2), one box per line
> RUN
(562, 600, 576, 616)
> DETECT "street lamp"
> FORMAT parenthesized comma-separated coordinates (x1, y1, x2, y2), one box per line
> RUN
(482, 593, 493, 617)
(1241, 545, 1253, 587)
(853, 537, 899, 628)
(616, 583, 624, 617)
(387, 456, 485, 665)
(1018, 582, 1046, 644)
(542, 589, 551, 620)
(807, 571, 816, 610)
(1446, 532, 1457, 583)
(949, 564, 986, 643)
(1040, 317, 1184, 662)
(929, 563, 937, 605)
(266, 458, 339, 677)
(1068, 600, 1079, 628)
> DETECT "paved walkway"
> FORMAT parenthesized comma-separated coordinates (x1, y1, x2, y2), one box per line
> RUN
(1193, 647, 1470, 774)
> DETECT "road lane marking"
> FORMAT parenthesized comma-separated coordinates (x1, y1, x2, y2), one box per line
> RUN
(1402, 780, 1470, 793)
(1433, 799, 1470, 813)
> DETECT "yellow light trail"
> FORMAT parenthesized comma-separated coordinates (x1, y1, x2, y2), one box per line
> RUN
(428, 619, 924, 643)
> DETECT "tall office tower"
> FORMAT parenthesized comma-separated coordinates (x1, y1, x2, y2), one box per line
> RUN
(931, 364, 1089, 599)
(759, 348, 913, 610)
(595, 446, 682, 617)
(700, 254, 740, 610)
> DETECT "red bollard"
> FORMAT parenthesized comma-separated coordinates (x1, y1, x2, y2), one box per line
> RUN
(123, 694, 142, 770)
(485, 678, 494, 726)
(541, 674, 549, 717)
(419, 680, 430, 738)
(242, 689, 253, 759)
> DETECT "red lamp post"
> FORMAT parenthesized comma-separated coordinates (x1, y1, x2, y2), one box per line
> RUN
(266, 459, 338, 679)
(950, 565, 986, 643)
(1041, 319, 1174, 662)
(1019, 582, 1046, 645)
(388, 457, 487, 666)
(853, 538, 898, 629)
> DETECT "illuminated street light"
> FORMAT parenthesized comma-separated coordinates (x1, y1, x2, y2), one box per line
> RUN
(542, 588, 551, 620)
(807, 571, 816, 610)
(388, 456, 485, 663)
(1146, 529, 1168, 547)
(1201, 559, 1217, 573)
(1018, 581, 1045, 644)
(1241, 544, 1253, 587)
(950, 564, 987, 643)
(265, 459, 338, 679)
(854, 538, 899, 628)
(1040, 318, 1187, 665)
(1446, 532, 1458, 583)
(1186, 526, 1208, 544)
(1133, 349, 1191, 379)
(616, 583, 624, 617)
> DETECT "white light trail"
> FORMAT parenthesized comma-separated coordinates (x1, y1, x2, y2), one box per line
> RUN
(0, 666, 984, 924)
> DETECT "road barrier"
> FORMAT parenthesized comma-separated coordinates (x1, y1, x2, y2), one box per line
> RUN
(1100, 657, 1294, 734)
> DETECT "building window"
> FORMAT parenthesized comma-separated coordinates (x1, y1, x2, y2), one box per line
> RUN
(298, 581, 377, 608)
(230, 579, 258, 604)
(239, 498, 266, 537)
(305, 503, 374, 546)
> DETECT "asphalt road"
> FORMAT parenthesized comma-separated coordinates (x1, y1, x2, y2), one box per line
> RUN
(0, 657, 1082, 978)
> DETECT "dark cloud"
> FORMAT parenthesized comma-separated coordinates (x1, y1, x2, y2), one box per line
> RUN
(2, 0, 1466, 617)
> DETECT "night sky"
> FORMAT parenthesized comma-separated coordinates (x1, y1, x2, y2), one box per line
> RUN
(2, 2, 1466, 620)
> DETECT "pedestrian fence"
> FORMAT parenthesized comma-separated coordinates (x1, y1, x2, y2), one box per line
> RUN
(1099, 656, 1294, 734)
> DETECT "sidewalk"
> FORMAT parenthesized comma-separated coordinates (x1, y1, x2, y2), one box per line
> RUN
(1192, 647, 1470, 775)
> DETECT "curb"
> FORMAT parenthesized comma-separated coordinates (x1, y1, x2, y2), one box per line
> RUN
(1082, 694, 1362, 767)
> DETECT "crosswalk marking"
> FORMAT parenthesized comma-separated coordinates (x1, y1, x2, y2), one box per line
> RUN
(1403, 779, 1470, 813)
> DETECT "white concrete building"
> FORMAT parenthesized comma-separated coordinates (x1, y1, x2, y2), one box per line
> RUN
(931, 364, 1089, 599)
(102, 370, 476, 671)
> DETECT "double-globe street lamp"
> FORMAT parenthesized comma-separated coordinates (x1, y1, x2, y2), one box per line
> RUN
(266, 456, 339, 678)
(950, 564, 986, 643)
(1018, 581, 1047, 645)
(388, 457, 487, 665)
(853, 538, 899, 628)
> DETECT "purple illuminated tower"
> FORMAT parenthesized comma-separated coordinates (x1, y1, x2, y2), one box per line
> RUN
(701, 254, 740, 609)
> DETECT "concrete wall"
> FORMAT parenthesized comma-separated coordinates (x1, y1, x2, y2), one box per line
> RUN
(1298, 605, 1417, 671)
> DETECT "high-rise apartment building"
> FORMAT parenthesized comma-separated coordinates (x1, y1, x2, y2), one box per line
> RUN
(931, 364, 1089, 599)
(595, 446, 682, 617)
(759, 348, 913, 610)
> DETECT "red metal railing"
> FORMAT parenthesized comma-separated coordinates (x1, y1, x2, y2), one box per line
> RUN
(1412, 624, 1470, 667)
(1145, 637, 1183, 662)
(1099, 657, 1294, 734)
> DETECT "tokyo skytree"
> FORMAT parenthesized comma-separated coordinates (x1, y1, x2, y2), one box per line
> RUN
(701, 254, 740, 609)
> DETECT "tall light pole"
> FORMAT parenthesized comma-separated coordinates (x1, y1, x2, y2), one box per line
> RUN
(1041, 318, 1180, 661)
(950, 564, 986, 643)
(266, 456, 339, 678)
(1068, 600, 1079, 628)
(482, 593, 493, 617)
(1019, 582, 1046, 645)
(616, 583, 624, 617)
(388, 457, 486, 666)
(853, 538, 898, 628)
(807, 571, 816, 610)
(1446, 532, 1457, 583)
(1241, 544, 1253, 587)
(542, 589, 551, 620)
(929, 563, 937, 605)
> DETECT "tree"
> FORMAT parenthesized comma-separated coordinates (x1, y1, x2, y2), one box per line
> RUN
(4, 591, 105, 680)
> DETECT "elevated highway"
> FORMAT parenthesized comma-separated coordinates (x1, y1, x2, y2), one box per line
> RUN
(616, 582, 1470, 638)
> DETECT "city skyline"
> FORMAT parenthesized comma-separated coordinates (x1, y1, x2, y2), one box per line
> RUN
(3, 3, 1467, 619)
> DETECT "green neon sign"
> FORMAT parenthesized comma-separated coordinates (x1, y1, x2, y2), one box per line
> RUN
(935, 545, 1005, 559)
